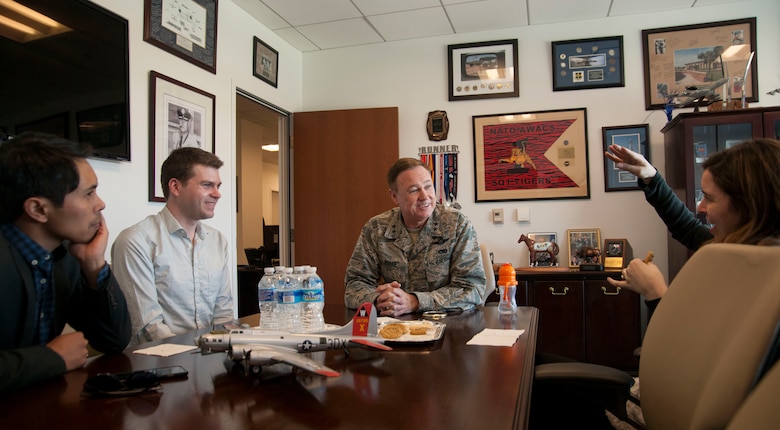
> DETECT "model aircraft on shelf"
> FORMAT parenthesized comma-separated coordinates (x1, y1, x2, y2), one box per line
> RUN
(666, 77, 730, 110)
(198, 302, 391, 377)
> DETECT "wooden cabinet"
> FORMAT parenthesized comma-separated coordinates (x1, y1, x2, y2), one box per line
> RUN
(500, 269, 641, 370)
(661, 107, 780, 280)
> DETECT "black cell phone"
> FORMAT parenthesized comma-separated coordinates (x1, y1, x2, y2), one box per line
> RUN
(144, 365, 189, 380)
(112, 365, 188, 381)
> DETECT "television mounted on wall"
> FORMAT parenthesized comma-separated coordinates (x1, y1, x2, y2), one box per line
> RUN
(0, 0, 131, 161)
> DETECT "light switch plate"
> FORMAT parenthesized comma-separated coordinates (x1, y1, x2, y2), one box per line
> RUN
(516, 207, 530, 222)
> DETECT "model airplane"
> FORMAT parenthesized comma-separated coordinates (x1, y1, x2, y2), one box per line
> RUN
(198, 302, 391, 377)
(667, 77, 730, 109)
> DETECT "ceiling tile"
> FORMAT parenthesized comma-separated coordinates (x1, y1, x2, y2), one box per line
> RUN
(233, 0, 289, 30)
(239, 0, 753, 51)
(447, 0, 529, 33)
(296, 18, 384, 50)
(260, 0, 362, 26)
(274, 27, 320, 52)
(368, 8, 453, 41)
(528, 0, 611, 24)
(353, 0, 441, 16)
(609, 0, 693, 16)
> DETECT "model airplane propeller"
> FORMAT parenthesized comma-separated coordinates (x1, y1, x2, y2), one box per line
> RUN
(198, 302, 391, 377)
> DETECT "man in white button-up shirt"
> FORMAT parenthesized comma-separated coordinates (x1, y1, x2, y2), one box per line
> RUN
(112, 148, 233, 347)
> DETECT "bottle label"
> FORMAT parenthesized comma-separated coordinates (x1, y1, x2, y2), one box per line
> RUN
(301, 289, 324, 302)
(258, 289, 275, 302)
(278, 290, 301, 304)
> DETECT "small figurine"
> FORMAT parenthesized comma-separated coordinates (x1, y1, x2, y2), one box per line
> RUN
(518, 234, 559, 267)
(577, 246, 601, 265)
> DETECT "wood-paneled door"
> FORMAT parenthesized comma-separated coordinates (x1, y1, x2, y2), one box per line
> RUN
(292, 107, 398, 304)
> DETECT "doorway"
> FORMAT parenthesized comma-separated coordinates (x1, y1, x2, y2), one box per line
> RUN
(235, 90, 290, 268)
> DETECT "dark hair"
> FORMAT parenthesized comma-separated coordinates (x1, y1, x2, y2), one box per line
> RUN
(386, 158, 430, 190)
(161, 147, 223, 199)
(703, 138, 780, 245)
(0, 132, 92, 223)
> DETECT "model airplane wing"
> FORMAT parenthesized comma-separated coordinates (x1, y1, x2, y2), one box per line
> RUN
(236, 344, 340, 377)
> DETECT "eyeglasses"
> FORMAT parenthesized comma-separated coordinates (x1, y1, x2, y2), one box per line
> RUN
(83, 370, 162, 397)
(422, 307, 464, 320)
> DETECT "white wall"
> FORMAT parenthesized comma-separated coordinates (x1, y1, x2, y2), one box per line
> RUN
(302, 0, 780, 279)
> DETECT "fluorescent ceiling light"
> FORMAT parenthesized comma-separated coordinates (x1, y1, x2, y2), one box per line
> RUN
(0, 0, 71, 43)
(261, 144, 279, 152)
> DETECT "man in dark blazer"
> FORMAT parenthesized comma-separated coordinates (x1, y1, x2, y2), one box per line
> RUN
(0, 132, 131, 394)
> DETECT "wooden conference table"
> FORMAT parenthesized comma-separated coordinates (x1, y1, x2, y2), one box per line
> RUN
(2, 305, 538, 429)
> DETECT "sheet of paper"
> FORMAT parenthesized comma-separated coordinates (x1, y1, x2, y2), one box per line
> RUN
(466, 328, 525, 347)
(133, 344, 198, 357)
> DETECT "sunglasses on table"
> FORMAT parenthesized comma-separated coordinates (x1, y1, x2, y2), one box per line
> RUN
(83, 370, 162, 397)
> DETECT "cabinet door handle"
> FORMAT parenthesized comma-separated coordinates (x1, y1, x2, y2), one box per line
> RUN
(548, 286, 569, 296)
(601, 286, 621, 296)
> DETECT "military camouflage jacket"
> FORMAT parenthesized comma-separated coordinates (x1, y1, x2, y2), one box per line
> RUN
(344, 204, 486, 312)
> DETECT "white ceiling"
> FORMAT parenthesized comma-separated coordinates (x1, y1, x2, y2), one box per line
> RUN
(233, 0, 747, 52)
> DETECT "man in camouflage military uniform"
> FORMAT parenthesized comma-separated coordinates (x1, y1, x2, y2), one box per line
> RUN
(344, 158, 486, 316)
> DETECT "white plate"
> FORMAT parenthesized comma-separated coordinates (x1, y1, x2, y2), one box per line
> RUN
(377, 319, 446, 343)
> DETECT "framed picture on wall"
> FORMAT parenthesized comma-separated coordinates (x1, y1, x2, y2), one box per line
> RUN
(448, 39, 519, 101)
(602, 124, 650, 192)
(149, 71, 216, 202)
(144, 0, 218, 74)
(472, 108, 590, 202)
(641, 18, 757, 110)
(552, 35, 624, 91)
(567, 228, 602, 267)
(253, 36, 279, 87)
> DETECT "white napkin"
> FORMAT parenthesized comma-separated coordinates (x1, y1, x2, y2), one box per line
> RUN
(466, 328, 525, 347)
(132, 344, 199, 357)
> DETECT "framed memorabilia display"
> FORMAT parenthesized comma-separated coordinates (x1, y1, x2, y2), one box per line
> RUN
(144, 0, 218, 74)
(567, 228, 601, 268)
(602, 124, 650, 192)
(552, 36, 624, 91)
(641, 18, 757, 110)
(149, 71, 216, 202)
(448, 39, 519, 101)
(253, 37, 279, 87)
(603, 238, 633, 269)
(426, 110, 449, 141)
(472, 108, 590, 202)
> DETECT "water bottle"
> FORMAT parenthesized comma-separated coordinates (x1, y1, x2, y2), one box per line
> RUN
(276, 267, 302, 332)
(301, 266, 326, 332)
(497, 263, 517, 314)
(257, 267, 278, 330)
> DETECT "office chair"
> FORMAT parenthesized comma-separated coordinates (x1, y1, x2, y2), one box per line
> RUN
(726, 358, 780, 429)
(480, 245, 497, 305)
(531, 244, 780, 429)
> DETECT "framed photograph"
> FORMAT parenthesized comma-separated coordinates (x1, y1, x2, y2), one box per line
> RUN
(144, 0, 218, 74)
(149, 71, 216, 202)
(253, 37, 279, 87)
(552, 36, 624, 91)
(472, 108, 589, 202)
(448, 39, 519, 101)
(641, 18, 757, 110)
(526, 232, 559, 267)
(602, 124, 650, 192)
(567, 228, 601, 268)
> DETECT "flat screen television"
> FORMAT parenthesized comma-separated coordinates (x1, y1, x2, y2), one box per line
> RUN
(0, 0, 130, 161)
